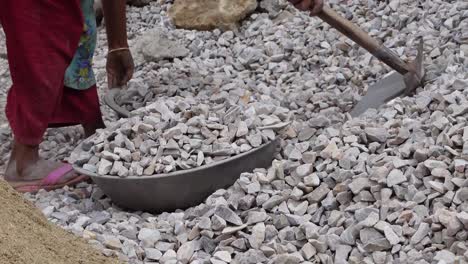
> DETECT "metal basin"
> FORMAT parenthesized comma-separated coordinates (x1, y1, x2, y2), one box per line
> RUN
(74, 140, 278, 213)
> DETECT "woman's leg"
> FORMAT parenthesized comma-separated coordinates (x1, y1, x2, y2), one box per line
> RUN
(83, 120, 106, 138)
(1, 0, 85, 186)
(48, 84, 105, 137)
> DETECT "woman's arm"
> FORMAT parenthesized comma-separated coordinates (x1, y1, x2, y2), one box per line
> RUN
(102, 0, 128, 49)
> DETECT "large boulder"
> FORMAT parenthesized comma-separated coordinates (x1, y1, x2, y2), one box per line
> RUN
(168, 0, 258, 31)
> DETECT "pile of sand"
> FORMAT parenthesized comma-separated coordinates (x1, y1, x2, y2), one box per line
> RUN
(0, 180, 119, 264)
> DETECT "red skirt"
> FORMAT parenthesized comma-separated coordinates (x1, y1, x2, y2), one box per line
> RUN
(0, 0, 102, 145)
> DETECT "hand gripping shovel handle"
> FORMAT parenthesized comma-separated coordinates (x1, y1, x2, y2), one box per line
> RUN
(104, 88, 131, 118)
(317, 6, 412, 75)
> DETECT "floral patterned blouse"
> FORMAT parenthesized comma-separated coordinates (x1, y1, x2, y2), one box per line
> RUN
(64, 0, 97, 90)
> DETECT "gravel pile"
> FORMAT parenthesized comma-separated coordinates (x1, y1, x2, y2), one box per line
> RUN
(1, 0, 467, 263)
(71, 96, 285, 177)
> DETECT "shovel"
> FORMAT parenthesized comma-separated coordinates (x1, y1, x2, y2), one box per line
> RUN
(315, 5, 425, 116)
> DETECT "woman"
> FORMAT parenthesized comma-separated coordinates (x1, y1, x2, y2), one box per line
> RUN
(0, 0, 134, 192)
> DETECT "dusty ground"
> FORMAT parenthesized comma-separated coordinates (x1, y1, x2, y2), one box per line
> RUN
(0, 180, 120, 264)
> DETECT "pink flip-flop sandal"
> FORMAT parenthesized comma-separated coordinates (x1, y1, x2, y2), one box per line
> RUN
(10, 163, 89, 194)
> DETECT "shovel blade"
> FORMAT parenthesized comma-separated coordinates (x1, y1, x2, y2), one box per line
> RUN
(350, 71, 406, 117)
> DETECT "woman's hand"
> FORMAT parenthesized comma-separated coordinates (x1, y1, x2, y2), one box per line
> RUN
(102, 0, 133, 88)
(288, 0, 324, 15)
(106, 49, 134, 88)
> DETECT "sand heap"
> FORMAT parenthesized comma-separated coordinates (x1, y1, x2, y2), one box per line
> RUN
(0, 180, 119, 264)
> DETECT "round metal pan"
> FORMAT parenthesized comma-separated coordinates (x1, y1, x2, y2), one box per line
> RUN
(74, 140, 278, 213)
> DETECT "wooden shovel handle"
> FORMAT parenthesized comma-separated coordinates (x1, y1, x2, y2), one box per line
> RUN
(318, 6, 411, 75)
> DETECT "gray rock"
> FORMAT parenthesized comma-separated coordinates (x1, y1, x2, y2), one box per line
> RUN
(160, 250, 177, 264)
(303, 174, 320, 187)
(349, 177, 371, 194)
(340, 225, 359, 245)
(372, 251, 388, 264)
(234, 249, 267, 264)
(214, 251, 232, 263)
(360, 228, 392, 252)
(210, 258, 226, 264)
(211, 215, 227, 231)
(82, 163, 97, 173)
(97, 159, 113, 175)
(434, 250, 456, 264)
(386, 169, 406, 187)
(273, 214, 289, 230)
(360, 212, 379, 227)
(138, 228, 161, 247)
(335, 244, 352, 264)
(437, 208, 463, 236)
(301, 243, 316, 260)
(101, 150, 120, 161)
(268, 254, 301, 264)
(320, 141, 340, 159)
(263, 195, 285, 210)
(110, 161, 129, 177)
(298, 127, 316, 141)
(414, 149, 428, 162)
(222, 224, 248, 235)
(103, 235, 122, 250)
(383, 226, 400, 245)
(247, 211, 269, 225)
(410, 222, 430, 245)
(236, 121, 249, 137)
(177, 241, 195, 264)
(309, 116, 330, 128)
(247, 134, 263, 148)
(248, 223, 266, 249)
(114, 147, 132, 162)
(198, 217, 212, 230)
(145, 248, 163, 261)
(457, 211, 468, 229)
(365, 127, 388, 143)
(231, 238, 247, 251)
(423, 160, 448, 170)
(320, 192, 336, 211)
(295, 164, 313, 178)
(215, 206, 243, 226)
(306, 185, 330, 203)
(428, 181, 445, 193)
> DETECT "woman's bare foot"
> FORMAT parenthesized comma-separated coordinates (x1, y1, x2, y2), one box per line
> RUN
(4, 141, 78, 186)
(4, 119, 105, 191)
